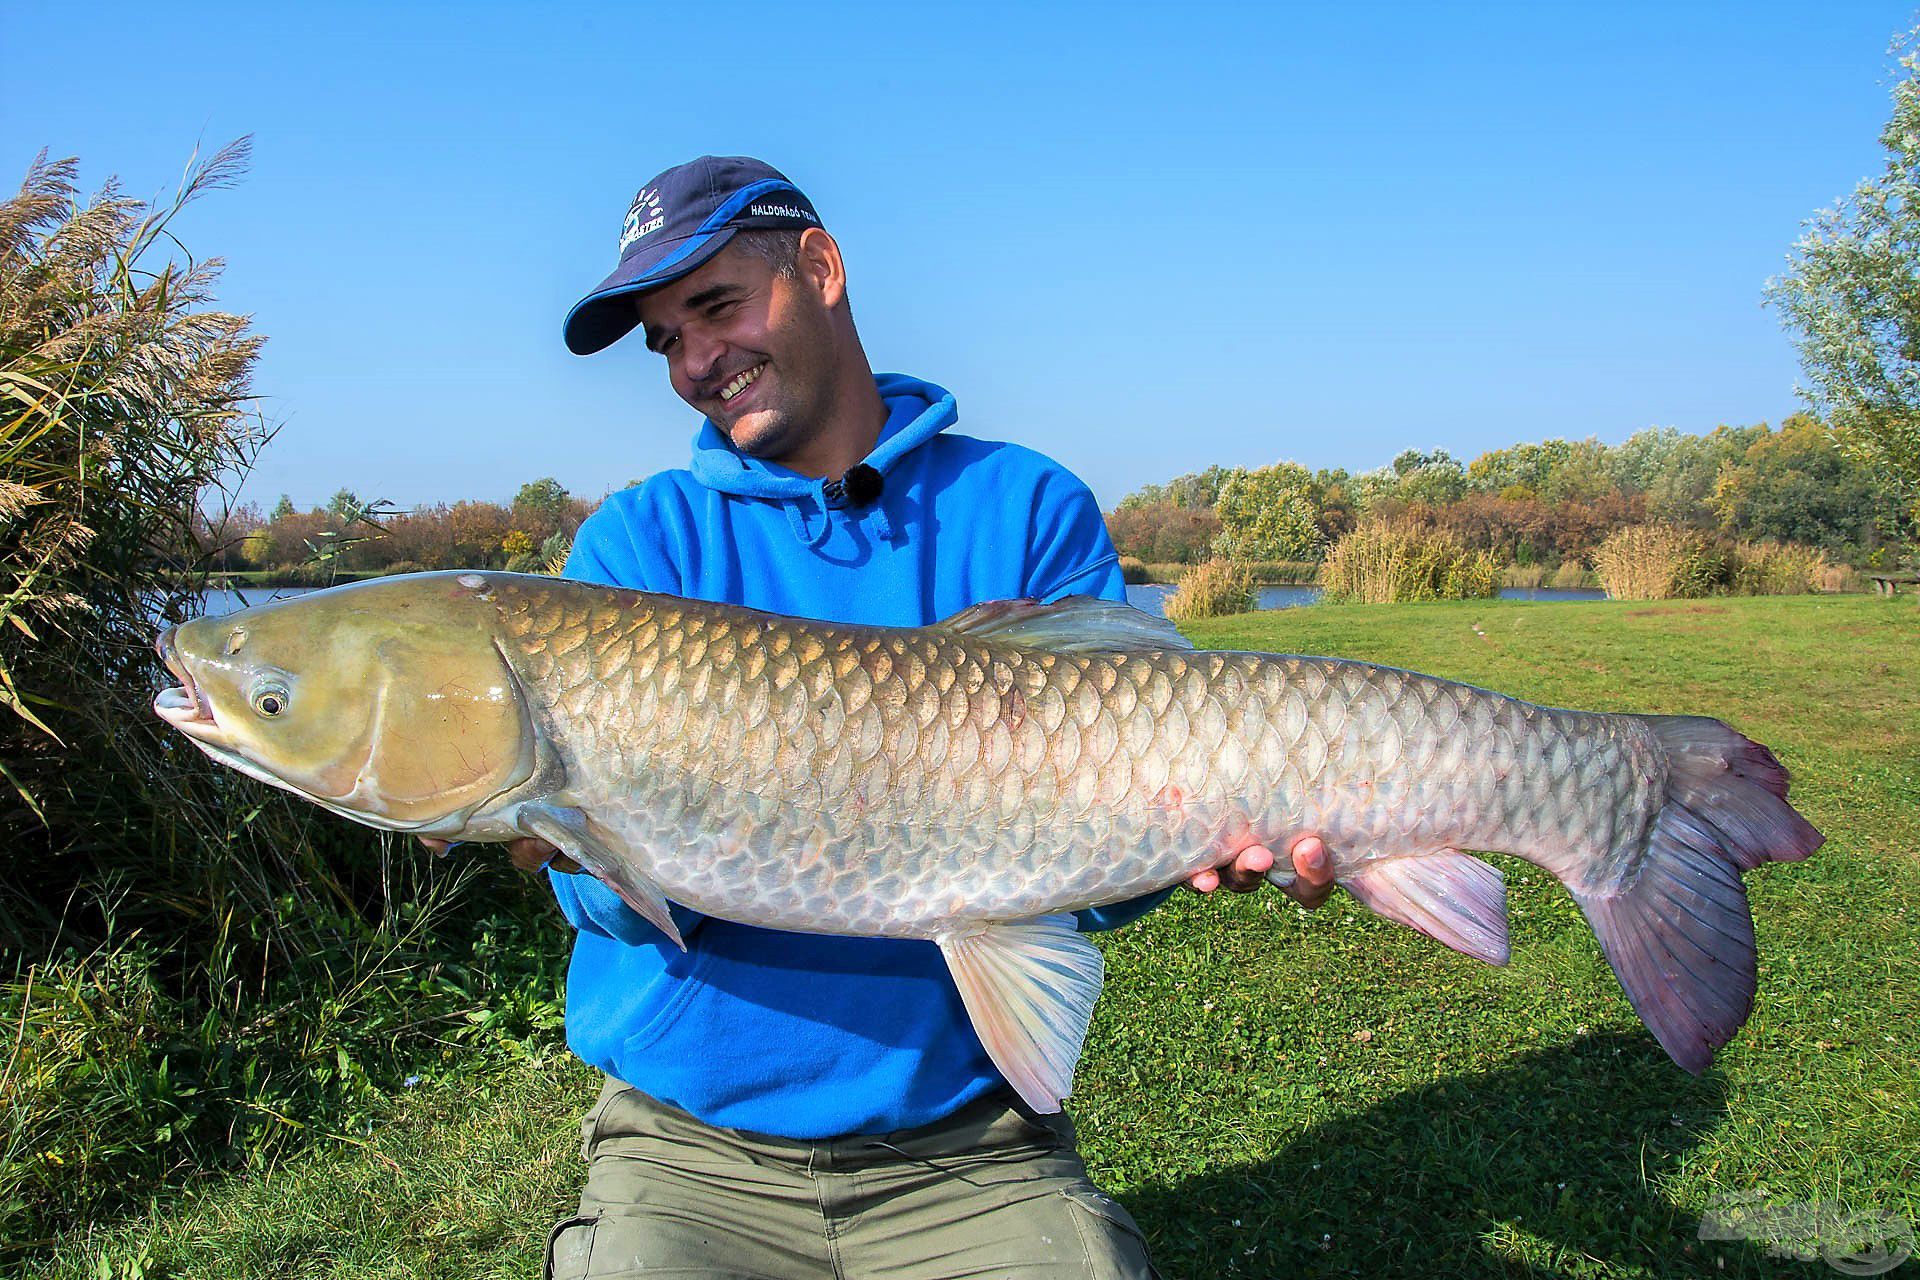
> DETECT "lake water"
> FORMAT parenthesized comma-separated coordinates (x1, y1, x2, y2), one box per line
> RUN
(193, 583, 1611, 622)
(195, 586, 317, 618)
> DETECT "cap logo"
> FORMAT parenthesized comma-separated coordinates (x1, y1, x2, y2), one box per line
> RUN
(619, 187, 665, 254)
(749, 201, 818, 224)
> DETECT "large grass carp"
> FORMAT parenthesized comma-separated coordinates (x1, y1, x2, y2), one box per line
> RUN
(154, 572, 1821, 1111)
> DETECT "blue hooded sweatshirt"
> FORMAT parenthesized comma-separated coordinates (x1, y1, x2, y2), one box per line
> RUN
(552, 373, 1173, 1138)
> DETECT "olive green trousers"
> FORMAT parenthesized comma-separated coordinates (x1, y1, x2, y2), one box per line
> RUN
(545, 1076, 1163, 1279)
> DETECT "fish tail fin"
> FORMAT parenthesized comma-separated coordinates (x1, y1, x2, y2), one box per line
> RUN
(1570, 715, 1823, 1073)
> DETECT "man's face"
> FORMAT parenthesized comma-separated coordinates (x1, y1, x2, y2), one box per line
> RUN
(634, 240, 836, 463)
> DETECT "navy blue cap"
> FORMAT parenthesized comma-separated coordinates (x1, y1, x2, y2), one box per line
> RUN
(563, 156, 823, 355)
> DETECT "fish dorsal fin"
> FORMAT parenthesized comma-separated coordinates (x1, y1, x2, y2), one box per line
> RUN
(936, 915, 1105, 1113)
(935, 596, 1193, 653)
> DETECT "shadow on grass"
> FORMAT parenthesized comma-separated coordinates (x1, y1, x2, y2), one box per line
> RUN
(1124, 1034, 1822, 1279)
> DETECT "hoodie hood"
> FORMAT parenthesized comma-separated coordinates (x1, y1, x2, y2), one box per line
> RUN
(688, 373, 957, 546)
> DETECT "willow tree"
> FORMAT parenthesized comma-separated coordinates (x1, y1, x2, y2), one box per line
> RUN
(1212, 461, 1324, 562)
(1766, 29, 1920, 549)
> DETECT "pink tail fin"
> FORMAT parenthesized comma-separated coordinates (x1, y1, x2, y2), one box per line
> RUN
(1571, 716, 1822, 1073)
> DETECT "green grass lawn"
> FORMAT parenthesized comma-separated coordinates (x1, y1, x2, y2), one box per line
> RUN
(28, 596, 1918, 1279)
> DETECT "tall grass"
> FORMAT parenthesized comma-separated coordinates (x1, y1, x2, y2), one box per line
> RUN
(1501, 563, 1547, 589)
(0, 147, 564, 1246)
(1162, 559, 1254, 621)
(1590, 524, 1726, 600)
(1593, 527, 1853, 600)
(1319, 521, 1498, 604)
(1550, 559, 1593, 591)
(1729, 540, 1837, 596)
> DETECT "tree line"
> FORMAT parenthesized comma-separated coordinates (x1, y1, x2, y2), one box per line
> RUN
(205, 476, 598, 576)
(1103, 413, 1905, 570)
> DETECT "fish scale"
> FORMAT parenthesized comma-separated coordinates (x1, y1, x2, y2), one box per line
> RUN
(155, 571, 1822, 1113)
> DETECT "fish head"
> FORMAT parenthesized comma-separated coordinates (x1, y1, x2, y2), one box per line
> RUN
(153, 574, 537, 832)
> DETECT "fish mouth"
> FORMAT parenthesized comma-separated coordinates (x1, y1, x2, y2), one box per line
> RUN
(153, 629, 220, 737)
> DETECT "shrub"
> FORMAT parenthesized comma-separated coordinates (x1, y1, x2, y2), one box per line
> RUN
(1118, 555, 1150, 584)
(1591, 524, 1729, 599)
(1319, 521, 1498, 604)
(1163, 560, 1256, 621)
(3, 883, 569, 1244)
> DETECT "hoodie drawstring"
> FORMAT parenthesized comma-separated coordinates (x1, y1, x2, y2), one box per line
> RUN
(785, 487, 896, 547)
(784, 496, 830, 549)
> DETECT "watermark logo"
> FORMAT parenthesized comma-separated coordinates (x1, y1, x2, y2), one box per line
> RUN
(1699, 1189, 1914, 1275)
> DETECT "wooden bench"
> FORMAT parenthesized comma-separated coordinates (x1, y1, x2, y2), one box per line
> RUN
(1867, 571, 1920, 597)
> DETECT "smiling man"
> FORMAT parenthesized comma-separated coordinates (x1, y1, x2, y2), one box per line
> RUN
(499, 156, 1334, 1279)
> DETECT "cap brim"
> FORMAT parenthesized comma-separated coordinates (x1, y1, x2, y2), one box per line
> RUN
(562, 225, 741, 355)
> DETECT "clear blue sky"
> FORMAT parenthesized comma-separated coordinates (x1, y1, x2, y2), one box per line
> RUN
(6, 1, 1912, 512)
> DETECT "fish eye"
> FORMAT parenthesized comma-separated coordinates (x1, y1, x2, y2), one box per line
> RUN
(251, 682, 290, 718)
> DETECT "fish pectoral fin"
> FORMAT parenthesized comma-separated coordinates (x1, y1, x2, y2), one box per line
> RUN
(934, 596, 1194, 653)
(1343, 850, 1511, 966)
(935, 915, 1105, 1114)
(516, 802, 686, 951)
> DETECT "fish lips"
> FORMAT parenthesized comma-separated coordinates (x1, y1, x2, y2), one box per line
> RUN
(153, 627, 220, 737)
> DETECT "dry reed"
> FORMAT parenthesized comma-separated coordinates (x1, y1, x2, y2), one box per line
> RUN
(1163, 559, 1255, 621)
(1319, 521, 1498, 604)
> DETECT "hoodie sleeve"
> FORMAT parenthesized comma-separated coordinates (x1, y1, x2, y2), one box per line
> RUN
(548, 487, 707, 947)
(1016, 461, 1178, 932)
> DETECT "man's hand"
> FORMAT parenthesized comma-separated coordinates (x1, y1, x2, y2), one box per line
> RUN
(1186, 834, 1335, 909)
(416, 835, 581, 875)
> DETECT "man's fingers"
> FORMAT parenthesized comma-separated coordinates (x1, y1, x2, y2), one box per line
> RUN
(1188, 843, 1275, 894)
(418, 835, 578, 874)
(1281, 835, 1336, 909)
(507, 837, 579, 875)
(1218, 842, 1274, 893)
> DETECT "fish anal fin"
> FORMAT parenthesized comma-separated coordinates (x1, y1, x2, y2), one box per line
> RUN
(935, 596, 1193, 653)
(936, 915, 1105, 1113)
(517, 802, 685, 951)
(1344, 850, 1511, 966)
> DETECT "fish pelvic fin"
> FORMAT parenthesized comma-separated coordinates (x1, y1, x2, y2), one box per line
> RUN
(936, 915, 1105, 1114)
(1339, 851, 1511, 966)
(517, 802, 687, 951)
(935, 596, 1193, 653)
(1571, 716, 1823, 1074)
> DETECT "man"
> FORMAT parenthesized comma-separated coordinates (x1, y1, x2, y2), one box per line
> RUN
(436, 156, 1334, 1279)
